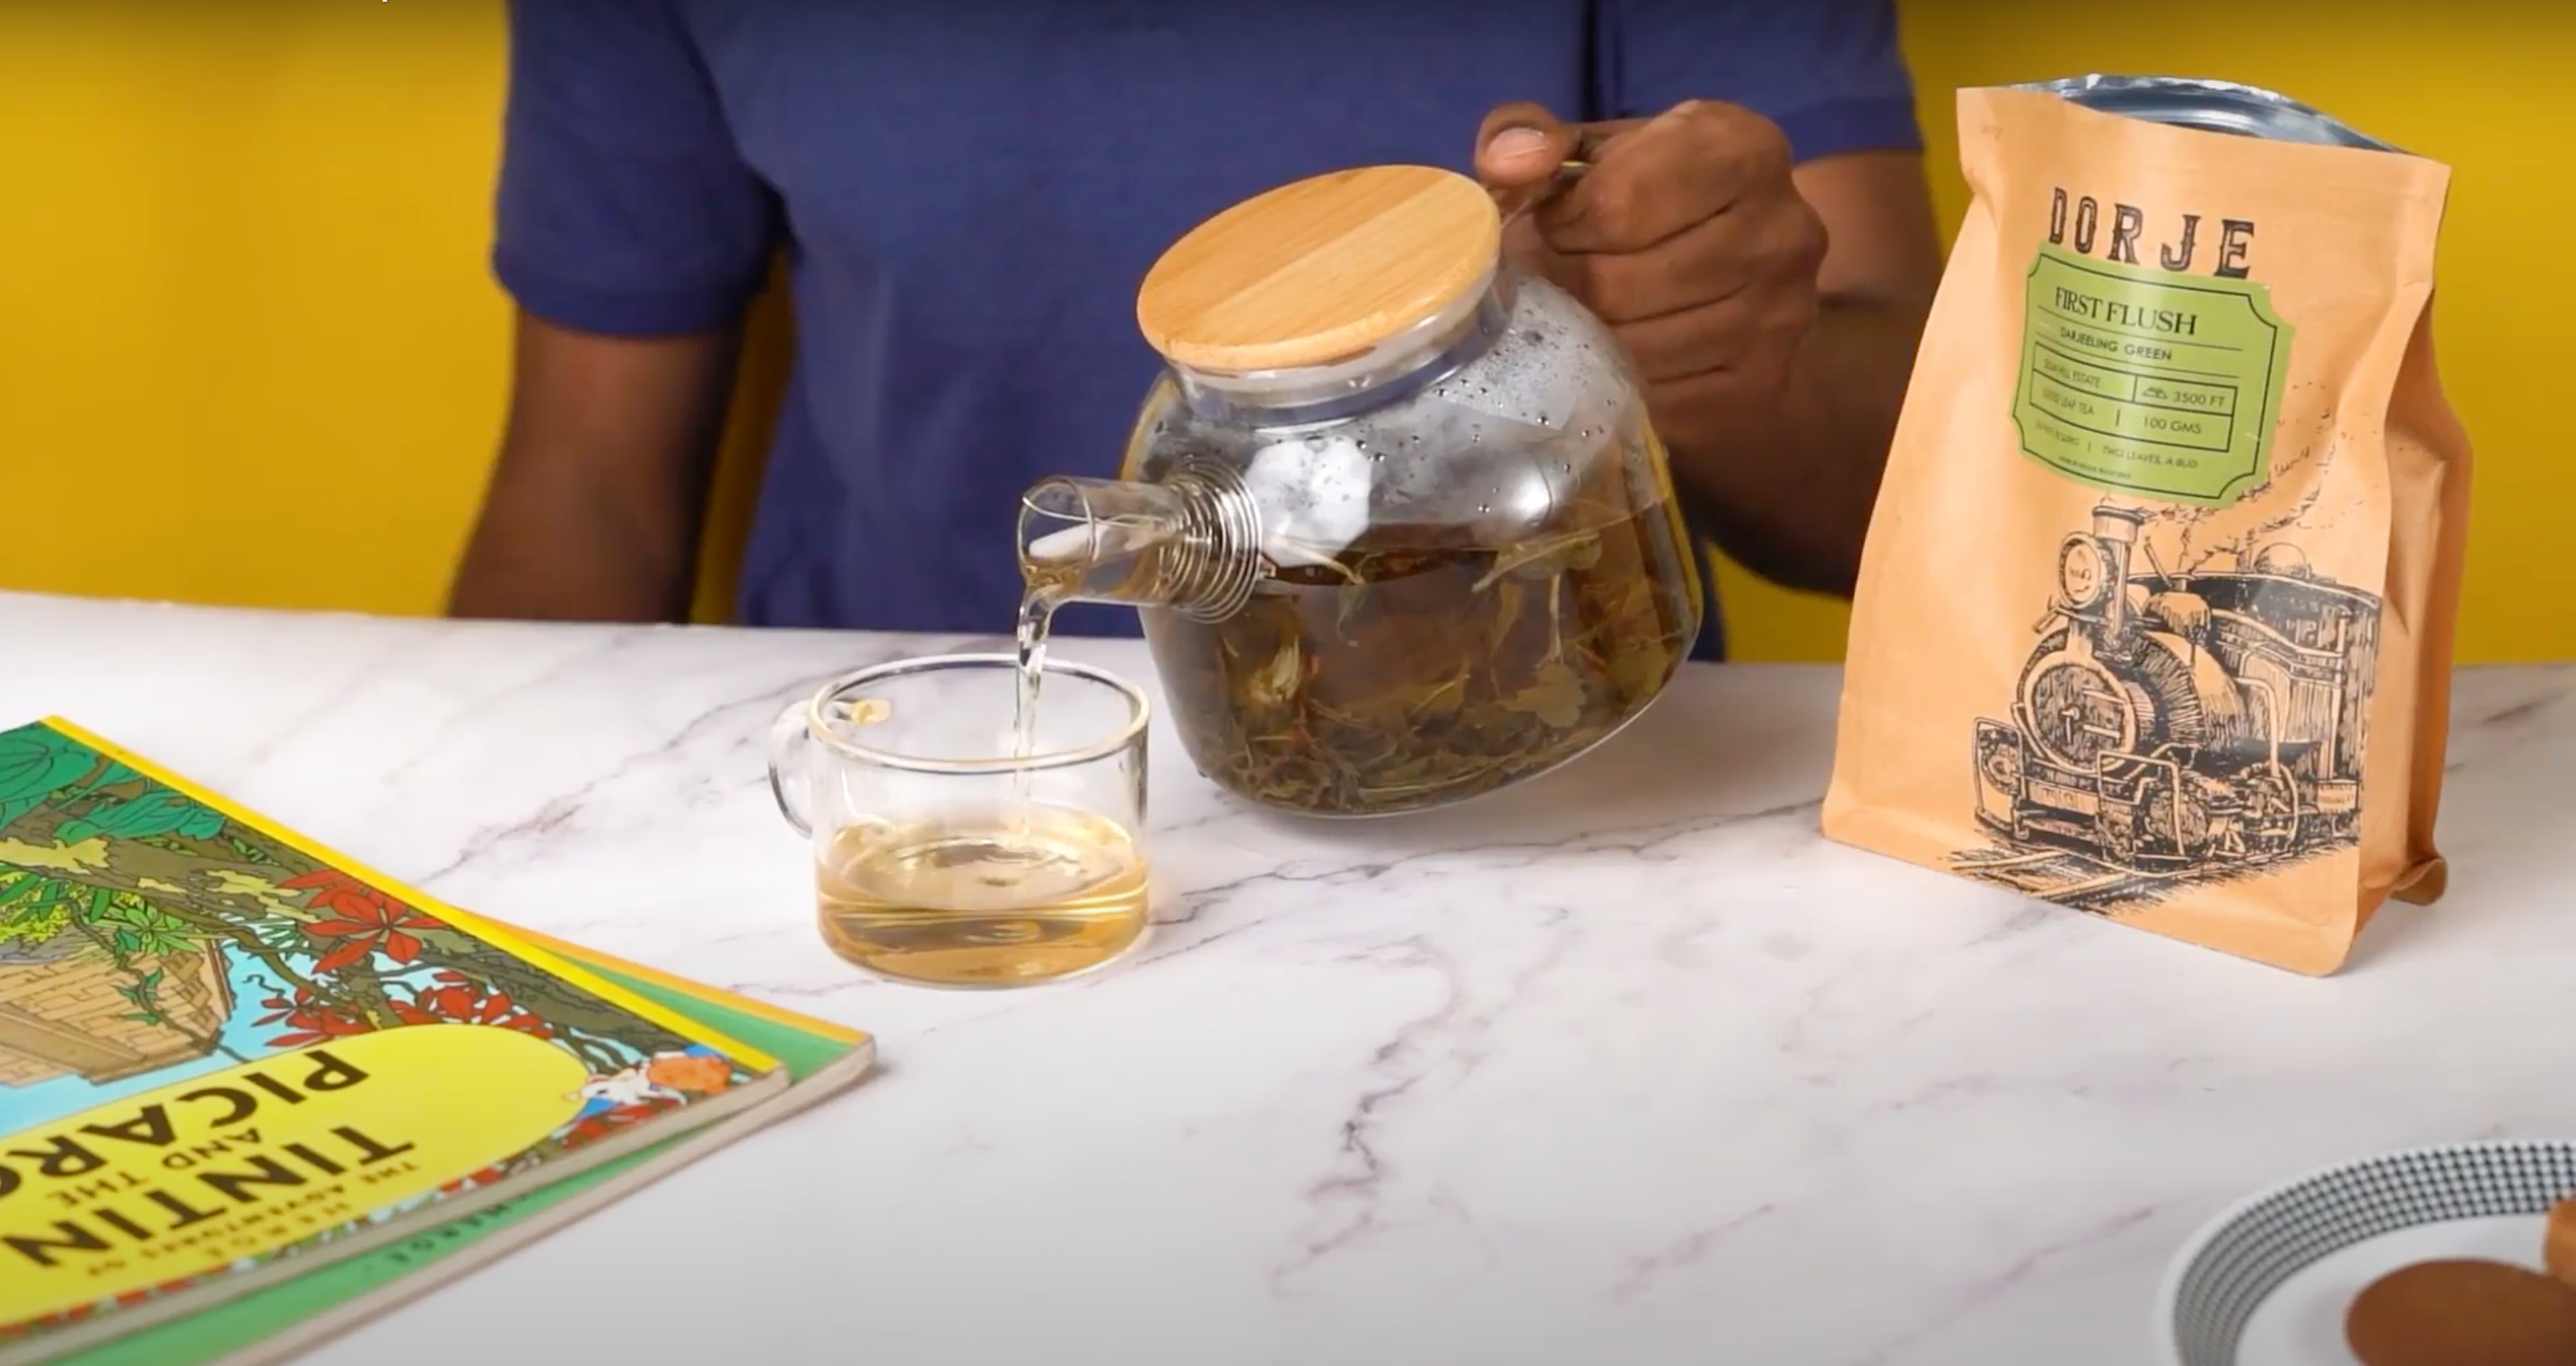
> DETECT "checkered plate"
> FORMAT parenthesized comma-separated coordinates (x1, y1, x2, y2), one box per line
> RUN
(2155, 1140, 2576, 1363)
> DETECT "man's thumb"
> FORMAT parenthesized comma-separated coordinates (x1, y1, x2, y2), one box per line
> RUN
(1474, 102, 1578, 188)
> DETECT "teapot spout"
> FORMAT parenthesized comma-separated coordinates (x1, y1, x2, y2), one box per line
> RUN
(1017, 470, 1261, 622)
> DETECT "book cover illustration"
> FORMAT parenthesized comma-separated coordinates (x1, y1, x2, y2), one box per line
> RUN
(57, 927, 875, 1366)
(0, 718, 786, 1360)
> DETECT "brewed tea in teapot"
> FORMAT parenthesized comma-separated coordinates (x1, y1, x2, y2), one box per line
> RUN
(1020, 164, 1703, 818)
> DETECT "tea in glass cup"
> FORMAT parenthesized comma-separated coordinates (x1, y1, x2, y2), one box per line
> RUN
(766, 654, 1152, 988)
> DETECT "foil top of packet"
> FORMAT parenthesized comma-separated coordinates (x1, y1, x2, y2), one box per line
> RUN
(2015, 73, 2404, 154)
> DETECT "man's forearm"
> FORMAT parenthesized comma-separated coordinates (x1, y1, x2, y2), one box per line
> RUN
(447, 456, 705, 623)
(446, 314, 742, 626)
(1663, 291, 1931, 600)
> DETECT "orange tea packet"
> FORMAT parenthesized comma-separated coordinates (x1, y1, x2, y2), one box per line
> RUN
(1821, 76, 2473, 976)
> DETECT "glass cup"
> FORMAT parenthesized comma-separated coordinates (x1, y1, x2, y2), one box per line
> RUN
(765, 653, 1153, 990)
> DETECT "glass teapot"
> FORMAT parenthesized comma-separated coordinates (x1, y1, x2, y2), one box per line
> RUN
(1019, 164, 1704, 818)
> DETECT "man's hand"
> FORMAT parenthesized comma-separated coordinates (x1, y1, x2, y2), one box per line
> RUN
(1473, 101, 1940, 598)
(1477, 101, 1827, 449)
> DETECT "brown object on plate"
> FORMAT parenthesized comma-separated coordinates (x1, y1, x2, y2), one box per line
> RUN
(2344, 1257, 2576, 1365)
(2547, 1197, 2576, 1290)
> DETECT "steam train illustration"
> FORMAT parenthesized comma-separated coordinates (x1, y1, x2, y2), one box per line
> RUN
(1969, 503, 2382, 873)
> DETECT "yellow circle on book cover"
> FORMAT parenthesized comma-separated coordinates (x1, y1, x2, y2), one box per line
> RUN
(0, 1024, 588, 1325)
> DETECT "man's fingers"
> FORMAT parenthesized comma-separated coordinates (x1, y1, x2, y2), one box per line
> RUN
(1501, 214, 1583, 297)
(1570, 197, 1827, 323)
(1537, 101, 1793, 253)
(1615, 294, 1812, 413)
(1475, 101, 1581, 189)
(1566, 215, 1758, 325)
(1640, 365, 1783, 451)
(1612, 296, 1767, 383)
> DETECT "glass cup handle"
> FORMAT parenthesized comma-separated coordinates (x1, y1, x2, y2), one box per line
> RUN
(765, 699, 815, 837)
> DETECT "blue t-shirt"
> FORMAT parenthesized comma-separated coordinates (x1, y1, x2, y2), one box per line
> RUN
(491, 0, 1923, 655)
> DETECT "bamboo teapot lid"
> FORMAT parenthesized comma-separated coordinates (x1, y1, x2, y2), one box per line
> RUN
(1136, 164, 1503, 374)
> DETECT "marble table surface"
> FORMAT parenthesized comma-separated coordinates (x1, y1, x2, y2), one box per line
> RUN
(4, 588, 2571, 1366)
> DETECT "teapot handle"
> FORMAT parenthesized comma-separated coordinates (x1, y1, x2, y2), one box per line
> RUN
(765, 697, 816, 837)
(1490, 156, 1591, 226)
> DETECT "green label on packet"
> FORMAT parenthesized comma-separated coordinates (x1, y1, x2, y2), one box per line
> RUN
(2010, 241, 2293, 507)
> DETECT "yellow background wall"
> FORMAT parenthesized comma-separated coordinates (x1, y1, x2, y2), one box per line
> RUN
(3, 2, 2561, 661)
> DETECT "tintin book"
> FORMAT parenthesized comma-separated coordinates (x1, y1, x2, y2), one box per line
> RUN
(0, 718, 877, 1366)
(54, 926, 874, 1366)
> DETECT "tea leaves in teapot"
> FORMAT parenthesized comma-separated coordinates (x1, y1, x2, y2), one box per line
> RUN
(1511, 658, 1589, 729)
(1472, 526, 1605, 590)
(1148, 488, 1700, 816)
